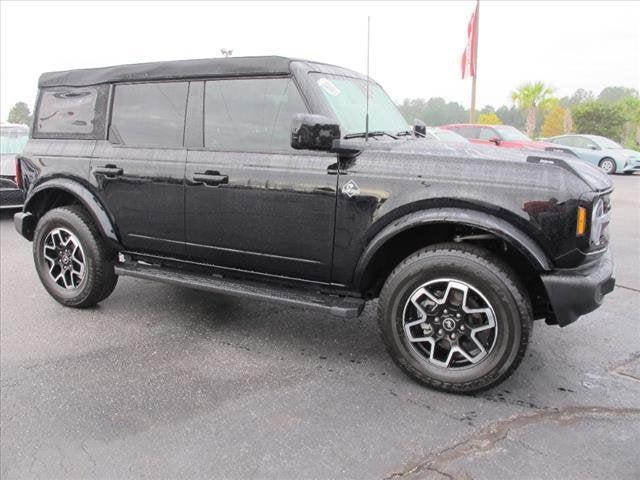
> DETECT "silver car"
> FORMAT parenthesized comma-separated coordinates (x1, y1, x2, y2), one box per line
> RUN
(547, 134, 640, 175)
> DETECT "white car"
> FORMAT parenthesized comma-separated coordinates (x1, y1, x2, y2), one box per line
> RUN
(1, 123, 29, 208)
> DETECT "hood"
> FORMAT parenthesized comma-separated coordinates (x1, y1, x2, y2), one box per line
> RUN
(342, 137, 613, 192)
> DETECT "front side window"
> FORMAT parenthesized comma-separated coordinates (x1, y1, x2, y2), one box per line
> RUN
(311, 74, 408, 136)
(204, 77, 307, 151)
(35, 86, 106, 138)
(110, 82, 188, 147)
(478, 127, 497, 140)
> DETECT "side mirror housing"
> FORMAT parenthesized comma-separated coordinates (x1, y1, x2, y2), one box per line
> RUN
(489, 136, 501, 145)
(413, 119, 427, 137)
(291, 114, 340, 151)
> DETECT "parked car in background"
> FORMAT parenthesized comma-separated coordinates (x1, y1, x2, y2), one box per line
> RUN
(547, 134, 640, 175)
(421, 127, 469, 143)
(0, 123, 29, 209)
(441, 124, 559, 151)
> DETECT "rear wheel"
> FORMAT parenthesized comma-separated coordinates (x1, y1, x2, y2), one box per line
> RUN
(378, 243, 532, 394)
(33, 205, 118, 308)
(598, 158, 616, 175)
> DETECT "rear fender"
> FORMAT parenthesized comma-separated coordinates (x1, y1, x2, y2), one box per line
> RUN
(23, 178, 120, 245)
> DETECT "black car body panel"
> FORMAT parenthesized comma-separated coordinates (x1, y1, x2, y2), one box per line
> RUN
(15, 56, 615, 326)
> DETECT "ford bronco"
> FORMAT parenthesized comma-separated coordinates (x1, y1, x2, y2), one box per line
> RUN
(14, 56, 615, 393)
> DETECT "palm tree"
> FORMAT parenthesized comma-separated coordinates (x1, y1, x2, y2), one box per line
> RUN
(511, 82, 555, 137)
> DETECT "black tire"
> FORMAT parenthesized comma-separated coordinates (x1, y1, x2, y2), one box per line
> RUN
(378, 243, 532, 394)
(33, 205, 118, 308)
(598, 157, 617, 175)
(623, 171, 634, 175)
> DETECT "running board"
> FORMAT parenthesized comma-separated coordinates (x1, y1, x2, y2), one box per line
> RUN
(114, 261, 365, 318)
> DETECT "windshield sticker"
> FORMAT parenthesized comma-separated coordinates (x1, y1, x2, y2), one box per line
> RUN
(317, 78, 341, 96)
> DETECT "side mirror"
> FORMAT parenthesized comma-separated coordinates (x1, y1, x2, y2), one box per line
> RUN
(489, 136, 501, 145)
(291, 114, 340, 151)
(413, 119, 427, 137)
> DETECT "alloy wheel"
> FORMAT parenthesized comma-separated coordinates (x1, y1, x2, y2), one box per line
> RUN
(402, 278, 498, 369)
(43, 227, 86, 289)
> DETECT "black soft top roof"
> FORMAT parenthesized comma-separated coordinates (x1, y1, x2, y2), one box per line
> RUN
(38, 56, 302, 88)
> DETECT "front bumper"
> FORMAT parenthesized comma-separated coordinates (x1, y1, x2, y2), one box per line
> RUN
(622, 159, 640, 173)
(0, 177, 24, 209)
(541, 250, 615, 327)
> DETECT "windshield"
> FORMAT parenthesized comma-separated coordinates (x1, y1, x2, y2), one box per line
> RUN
(592, 136, 622, 149)
(0, 133, 29, 155)
(311, 74, 409, 136)
(493, 125, 531, 142)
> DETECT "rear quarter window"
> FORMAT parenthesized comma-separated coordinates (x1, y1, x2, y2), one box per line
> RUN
(33, 85, 108, 139)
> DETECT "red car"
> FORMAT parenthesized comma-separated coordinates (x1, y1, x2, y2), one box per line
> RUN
(441, 124, 556, 151)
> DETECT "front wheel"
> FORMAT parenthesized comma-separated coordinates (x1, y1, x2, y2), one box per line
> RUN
(378, 243, 532, 394)
(33, 205, 118, 308)
(598, 158, 617, 175)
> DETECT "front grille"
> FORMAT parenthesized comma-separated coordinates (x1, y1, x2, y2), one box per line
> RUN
(0, 188, 24, 207)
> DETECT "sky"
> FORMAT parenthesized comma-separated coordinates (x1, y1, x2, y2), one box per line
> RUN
(1, 0, 639, 120)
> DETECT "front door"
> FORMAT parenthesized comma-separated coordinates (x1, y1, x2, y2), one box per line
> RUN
(91, 81, 189, 256)
(184, 77, 338, 282)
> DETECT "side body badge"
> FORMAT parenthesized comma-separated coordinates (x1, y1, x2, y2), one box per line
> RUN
(342, 180, 360, 198)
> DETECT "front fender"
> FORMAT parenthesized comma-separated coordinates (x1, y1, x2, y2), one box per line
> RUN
(353, 207, 553, 289)
(23, 177, 120, 245)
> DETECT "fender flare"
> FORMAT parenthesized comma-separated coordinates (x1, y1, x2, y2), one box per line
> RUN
(353, 207, 553, 289)
(24, 178, 120, 244)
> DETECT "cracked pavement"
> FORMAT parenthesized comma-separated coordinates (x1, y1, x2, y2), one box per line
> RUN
(1, 175, 639, 479)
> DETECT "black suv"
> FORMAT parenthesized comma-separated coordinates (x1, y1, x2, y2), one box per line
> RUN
(14, 56, 615, 393)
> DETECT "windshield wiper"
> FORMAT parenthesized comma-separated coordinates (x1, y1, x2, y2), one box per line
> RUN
(396, 130, 415, 137)
(344, 131, 398, 140)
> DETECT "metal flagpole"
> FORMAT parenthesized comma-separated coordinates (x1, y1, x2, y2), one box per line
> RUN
(469, 1, 479, 123)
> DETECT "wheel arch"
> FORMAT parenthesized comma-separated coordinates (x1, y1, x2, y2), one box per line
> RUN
(354, 208, 553, 319)
(23, 178, 120, 246)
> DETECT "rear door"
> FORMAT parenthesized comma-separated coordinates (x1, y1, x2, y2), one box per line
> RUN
(184, 77, 338, 282)
(90, 81, 188, 256)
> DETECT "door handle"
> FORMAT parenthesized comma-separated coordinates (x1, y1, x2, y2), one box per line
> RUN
(94, 165, 123, 177)
(192, 171, 229, 186)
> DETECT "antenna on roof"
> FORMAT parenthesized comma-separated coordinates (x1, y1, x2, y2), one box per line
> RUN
(365, 16, 370, 142)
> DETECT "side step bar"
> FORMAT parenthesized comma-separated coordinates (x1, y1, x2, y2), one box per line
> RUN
(114, 261, 365, 319)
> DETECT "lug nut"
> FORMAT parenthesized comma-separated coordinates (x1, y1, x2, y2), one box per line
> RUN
(443, 309, 448, 314)
(456, 313, 461, 318)
(438, 329, 444, 336)
(460, 325, 465, 331)
(434, 317, 440, 323)
(450, 333, 456, 340)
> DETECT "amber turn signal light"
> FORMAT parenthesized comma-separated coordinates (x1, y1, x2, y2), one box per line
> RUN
(576, 207, 587, 236)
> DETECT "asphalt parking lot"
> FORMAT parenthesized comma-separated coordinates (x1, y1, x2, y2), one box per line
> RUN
(1, 175, 639, 480)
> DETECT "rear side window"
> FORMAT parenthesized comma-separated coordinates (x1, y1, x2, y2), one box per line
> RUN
(204, 77, 307, 151)
(34, 85, 108, 139)
(110, 82, 188, 147)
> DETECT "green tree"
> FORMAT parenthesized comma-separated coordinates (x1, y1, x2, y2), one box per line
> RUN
(495, 105, 525, 130)
(540, 104, 567, 137)
(511, 82, 555, 137)
(572, 101, 626, 141)
(598, 86, 639, 104)
(397, 97, 467, 126)
(559, 88, 594, 109)
(7, 102, 32, 126)
(478, 112, 502, 125)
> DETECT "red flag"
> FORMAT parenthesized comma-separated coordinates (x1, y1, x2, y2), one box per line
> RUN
(461, 2, 479, 79)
